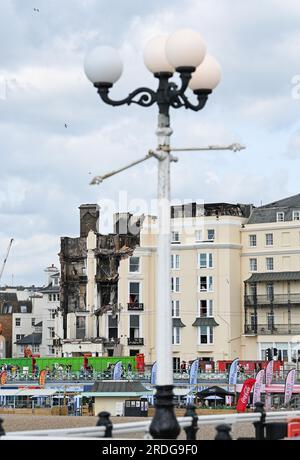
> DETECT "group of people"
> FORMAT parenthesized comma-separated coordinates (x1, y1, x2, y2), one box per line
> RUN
(1, 363, 21, 374)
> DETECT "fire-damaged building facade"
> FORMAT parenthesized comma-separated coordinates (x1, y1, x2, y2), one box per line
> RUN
(58, 204, 143, 357)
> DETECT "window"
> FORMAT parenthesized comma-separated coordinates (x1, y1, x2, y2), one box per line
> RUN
(129, 282, 140, 303)
(171, 254, 180, 270)
(171, 231, 180, 244)
(129, 257, 140, 273)
(76, 316, 86, 340)
(31, 318, 35, 327)
(250, 258, 257, 271)
(48, 294, 52, 302)
(3, 305, 12, 314)
(172, 327, 180, 345)
(108, 315, 118, 340)
(129, 315, 140, 339)
(172, 300, 180, 318)
(199, 326, 213, 344)
(54, 278, 59, 285)
(266, 257, 274, 271)
(266, 233, 273, 246)
(32, 345, 40, 353)
(249, 283, 257, 297)
(198, 253, 213, 268)
(48, 327, 55, 339)
(293, 211, 300, 221)
(15, 318, 21, 327)
(198, 276, 213, 292)
(171, 277, 180, 293)
(199, 299, 213, 317)
(266, 283, 274, 302)
(195, 230, 203, 242)
(249, 235, 257, 247)
(277, 212, 285, 222)
(267, 312, 274, 330)
(20, 305, 27, 313)
(16, 334, 24, 341)
(48, 346, 55, 355)
(250, 313, 257, 330)
(50, 310, 56, 320)
(207, 229, 215, 241)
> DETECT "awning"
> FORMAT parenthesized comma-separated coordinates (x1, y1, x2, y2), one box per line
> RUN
(245, 272, 300, 283)
(0, 389, 57, 397)
(17, 389, 58, 397)
(192, 317, 219, 327)
(0, 390, 19, 396)
(172, 318, 186, 328)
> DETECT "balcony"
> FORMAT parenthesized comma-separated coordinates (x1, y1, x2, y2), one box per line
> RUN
(127, 337, 144, 346)
(127, 302, 144, 311)
(244, 324, 300, 335)
(245, 294, 300, 308)
(104, 338, 120, 347)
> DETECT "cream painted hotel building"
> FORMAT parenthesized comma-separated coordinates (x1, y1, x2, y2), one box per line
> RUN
(117, 194, 300, 370)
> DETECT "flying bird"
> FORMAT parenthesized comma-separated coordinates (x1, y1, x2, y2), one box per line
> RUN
(33, 8, 40, 12)
(64, 123, 68, 128)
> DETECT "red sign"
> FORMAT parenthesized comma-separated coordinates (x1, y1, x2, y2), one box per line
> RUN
(135, 354, 145, 373)
(236, 378, 256, 412)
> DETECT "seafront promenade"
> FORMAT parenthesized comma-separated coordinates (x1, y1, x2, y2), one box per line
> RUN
(0, 413, 256, 440)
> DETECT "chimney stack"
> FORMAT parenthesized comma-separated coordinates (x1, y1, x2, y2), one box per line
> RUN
(79, 204, 100, 237)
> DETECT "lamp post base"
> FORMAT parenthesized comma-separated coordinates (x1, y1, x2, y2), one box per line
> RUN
(149, 385, 180, 439)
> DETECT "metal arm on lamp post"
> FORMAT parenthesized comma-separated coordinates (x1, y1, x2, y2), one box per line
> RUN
(84, 29, 225, 439)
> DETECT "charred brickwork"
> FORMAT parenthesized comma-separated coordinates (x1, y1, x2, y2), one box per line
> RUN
(171, 202, 253, 219)
(59, 205, 143, 339)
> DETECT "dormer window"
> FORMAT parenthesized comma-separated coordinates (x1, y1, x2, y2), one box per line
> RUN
(277, 212, 285, 222)
(293, 211, 300, 221)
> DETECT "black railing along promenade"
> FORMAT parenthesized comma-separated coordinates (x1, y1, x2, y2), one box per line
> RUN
(1, 403, 300, 440)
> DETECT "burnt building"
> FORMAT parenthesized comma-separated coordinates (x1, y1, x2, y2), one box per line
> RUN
(59, 204, 143, 357)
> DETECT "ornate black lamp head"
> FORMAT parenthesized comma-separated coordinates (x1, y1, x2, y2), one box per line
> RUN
(84, 28, 221, 118)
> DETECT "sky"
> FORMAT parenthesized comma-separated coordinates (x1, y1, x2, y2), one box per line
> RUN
(0, 0, 300, 285)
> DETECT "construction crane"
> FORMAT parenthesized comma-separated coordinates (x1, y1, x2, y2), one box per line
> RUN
(0, 238, 14, 285)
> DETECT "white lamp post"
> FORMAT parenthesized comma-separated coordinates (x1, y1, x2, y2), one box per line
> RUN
(84, 28, 221, 438)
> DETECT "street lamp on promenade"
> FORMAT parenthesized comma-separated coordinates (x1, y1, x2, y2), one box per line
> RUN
(84, 29, 222, 439)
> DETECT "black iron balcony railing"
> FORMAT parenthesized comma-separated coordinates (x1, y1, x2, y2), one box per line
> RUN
(104, 337, 120, 347)
(244, 324, 300, 335)
(127, 302, 144, 311)
(127, 337, 144, 346)
(244, 294, 300, 307)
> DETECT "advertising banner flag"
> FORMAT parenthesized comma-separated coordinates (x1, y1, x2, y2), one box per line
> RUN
(113, 361, 122, 380)
(0, 371, 7, 385)
(150, 362, 157, 385)
(284, 369, 296, 406)
(228, 358, 239, 385)
(265, 360, 274, 410)
(252, 369, 265, 407)
(265, 360, 274, 385)
(189, 359, 199, 386)
(39, 370, 47, 388)
(236, 378, 256, 413)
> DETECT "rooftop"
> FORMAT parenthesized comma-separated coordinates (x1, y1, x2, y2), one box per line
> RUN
(248, 193, 300, 224)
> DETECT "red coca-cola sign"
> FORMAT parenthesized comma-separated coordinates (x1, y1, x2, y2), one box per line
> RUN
(236, 378, 256, 412)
